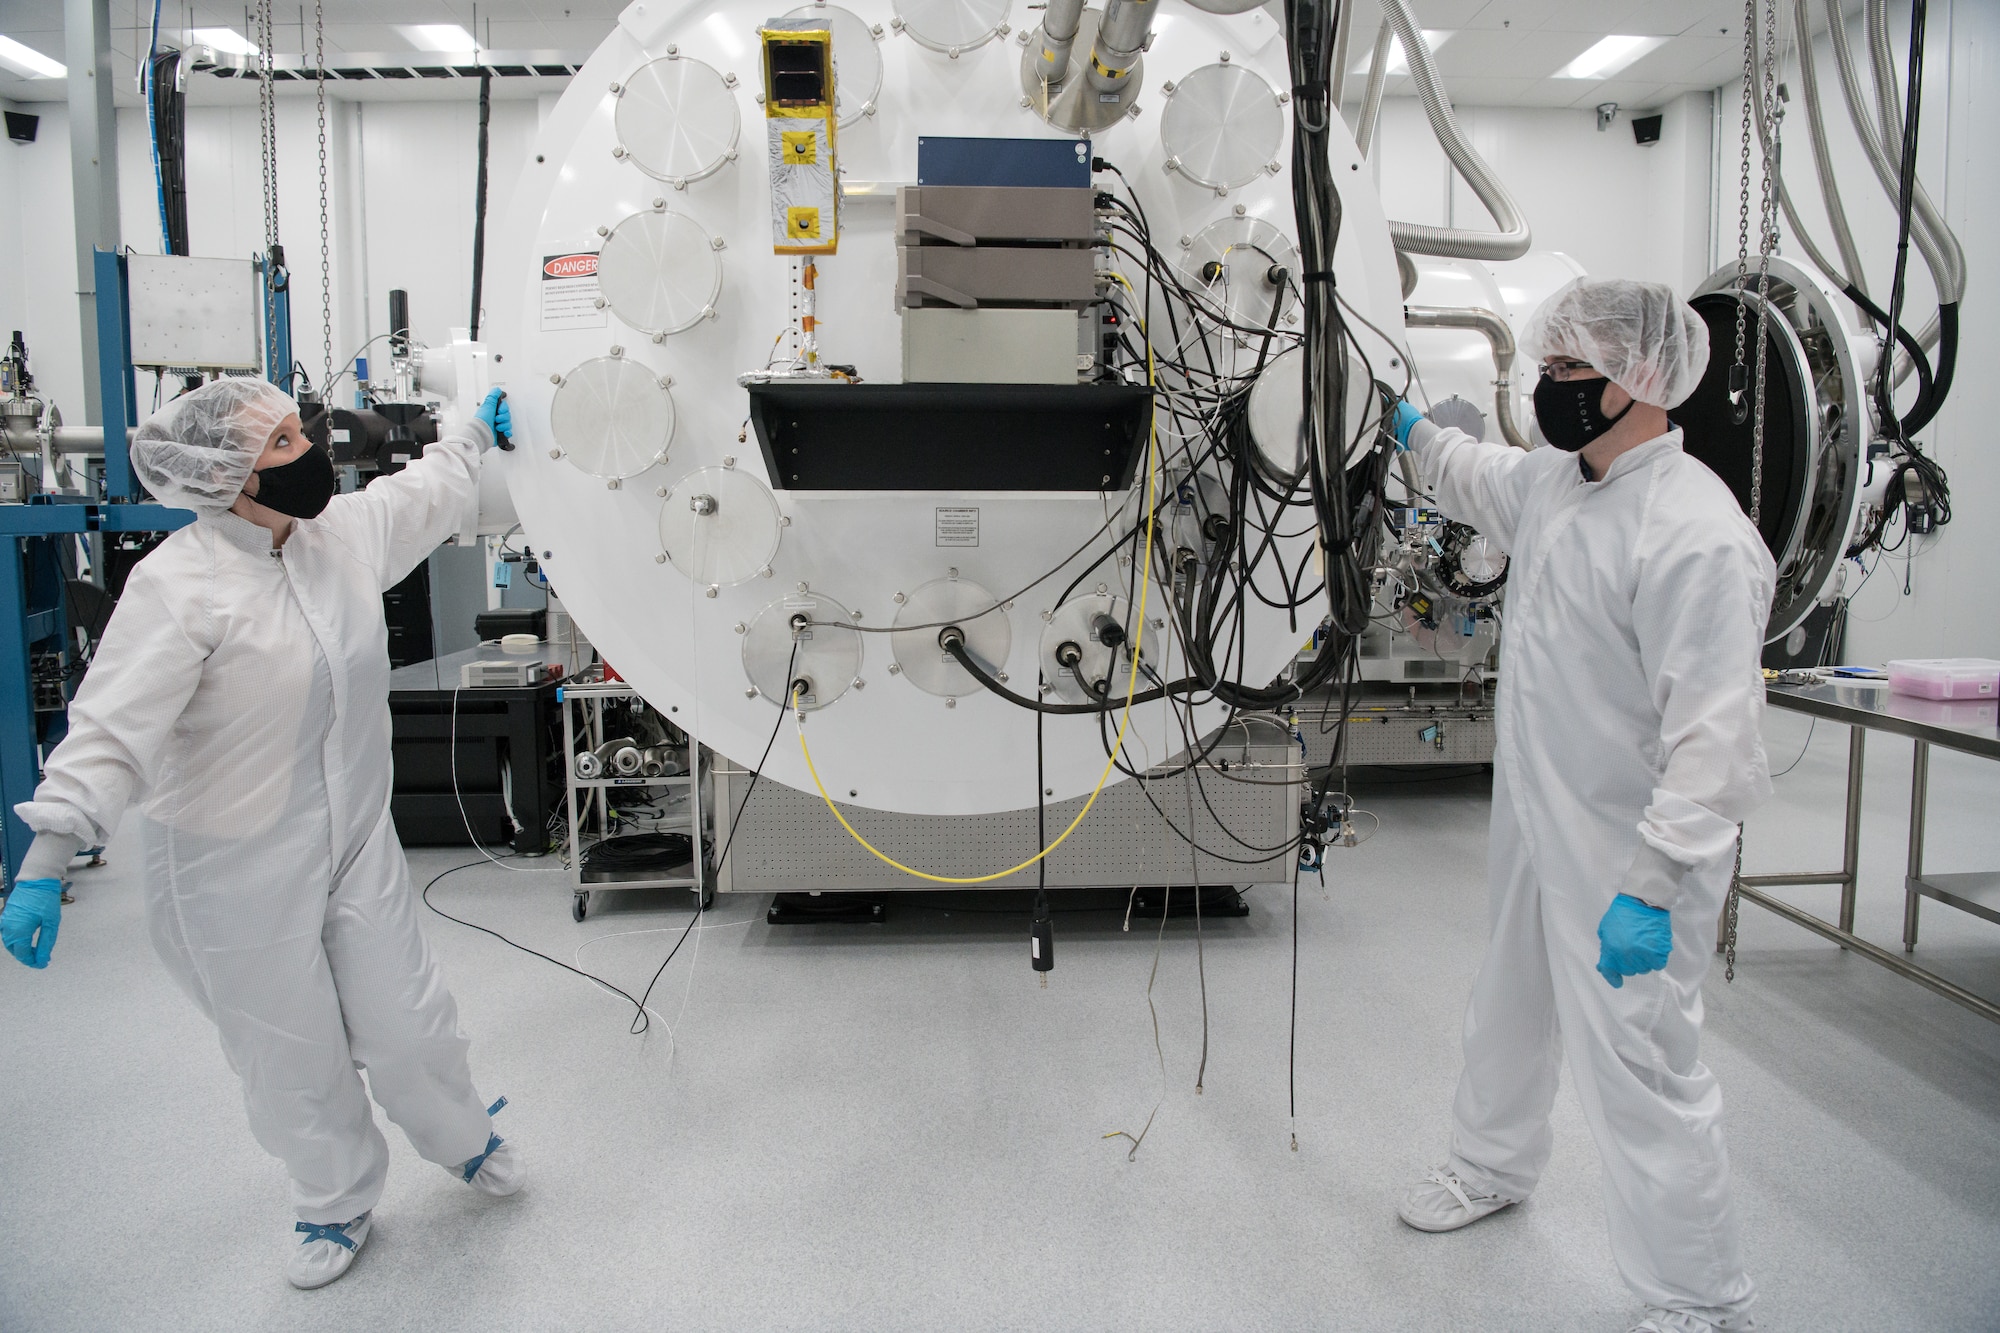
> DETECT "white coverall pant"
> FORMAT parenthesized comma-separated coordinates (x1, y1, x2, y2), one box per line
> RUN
(1447, 767, 1753, 1318)
(143, 801, 493, 1226)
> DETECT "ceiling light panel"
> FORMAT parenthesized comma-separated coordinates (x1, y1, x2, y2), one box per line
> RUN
(1555, 35, 1668, 80)
(0, 36, 66, 79)
(401, 24, 479, 52)
(190, 27, 260, 55)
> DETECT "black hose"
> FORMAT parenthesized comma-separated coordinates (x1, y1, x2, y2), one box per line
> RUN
(469, 69, 493, 339)
(1874, 0, 1927, 446)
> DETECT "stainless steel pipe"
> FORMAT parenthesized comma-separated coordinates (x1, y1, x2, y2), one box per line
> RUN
(1082, 0, 1157, 95)
(1032, 0, 1085, 84)
(1402, 304, 1531, 449)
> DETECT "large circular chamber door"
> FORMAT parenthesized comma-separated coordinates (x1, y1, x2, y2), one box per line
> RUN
(482, 0, 1407, 817)
(1680, 257, 1871, 643)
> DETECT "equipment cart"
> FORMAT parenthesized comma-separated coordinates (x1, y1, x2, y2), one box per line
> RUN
(559, 677, 707, 921)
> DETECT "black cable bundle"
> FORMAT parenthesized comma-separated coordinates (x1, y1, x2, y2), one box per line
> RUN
(149, 48, 190, 257)
(1854, 0, 1952, 550)
(582, 832, 693, 873)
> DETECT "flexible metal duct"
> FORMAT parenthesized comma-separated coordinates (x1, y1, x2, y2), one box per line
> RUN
(1032, 0, 1084, 85)
(1823, 0, 1964, 301)
(1403, 304, 1531, 450)
(1791, 0, 1870, 297)
(1083, 0, 1157, 95)
(1377, 0, 1531, 261)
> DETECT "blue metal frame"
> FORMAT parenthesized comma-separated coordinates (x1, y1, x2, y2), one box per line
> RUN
(0, 257, 194, 885)
(0, 503, 194, 878)
(92, 248, 141, 500)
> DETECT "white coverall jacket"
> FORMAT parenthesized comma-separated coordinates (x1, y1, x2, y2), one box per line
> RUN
(16, 427, 494, 1225)
(1409, 420, 1775, 1318)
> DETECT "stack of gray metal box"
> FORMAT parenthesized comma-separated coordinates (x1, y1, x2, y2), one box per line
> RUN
(896, 183, 1099, 384)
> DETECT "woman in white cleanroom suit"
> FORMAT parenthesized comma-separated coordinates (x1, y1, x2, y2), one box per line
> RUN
(0, 378, 521, 1289)
(1389, 278, 1775, 1333)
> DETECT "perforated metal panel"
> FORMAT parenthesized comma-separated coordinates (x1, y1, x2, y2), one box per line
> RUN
(714, 722, 1297, 892)
(1304, 703, 1495, 767)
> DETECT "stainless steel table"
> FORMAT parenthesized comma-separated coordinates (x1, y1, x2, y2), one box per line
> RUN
(1737, 680, 2000, 1023)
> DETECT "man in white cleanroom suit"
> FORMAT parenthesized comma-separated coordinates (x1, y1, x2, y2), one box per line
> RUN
(1387, 278, 1775, 1333)
(0, 378, 522, 1290)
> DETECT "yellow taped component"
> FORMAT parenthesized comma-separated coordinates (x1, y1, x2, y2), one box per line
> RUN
(785, 206, 822, 239)
(781, 129, 818, 164)
(797, 279, 1159, 883)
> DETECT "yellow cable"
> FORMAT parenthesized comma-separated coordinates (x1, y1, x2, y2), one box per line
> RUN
(794, 278, 1157, 884)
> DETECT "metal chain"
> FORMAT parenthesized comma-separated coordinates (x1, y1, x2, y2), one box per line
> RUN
(1725, 828, 1744, 982)
(256, 0, 280, 380)
(316, 0, 332, 396)
(1731, 0, 1754, 390)
(256, 0, 278, 249)
(1748, 0, 1783, 530)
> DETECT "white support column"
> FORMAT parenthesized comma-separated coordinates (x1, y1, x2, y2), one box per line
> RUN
(64, 0, 121, 425)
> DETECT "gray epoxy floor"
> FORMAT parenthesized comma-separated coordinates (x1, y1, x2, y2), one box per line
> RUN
(3, 706, 1998, 1332)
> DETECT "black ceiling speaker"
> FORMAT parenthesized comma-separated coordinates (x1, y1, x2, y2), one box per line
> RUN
(1632, 114, 1663, 146)
(5, 111, 39, 145)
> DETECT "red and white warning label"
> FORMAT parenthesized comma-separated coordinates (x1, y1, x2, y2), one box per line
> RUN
(539, 251, 606, 331)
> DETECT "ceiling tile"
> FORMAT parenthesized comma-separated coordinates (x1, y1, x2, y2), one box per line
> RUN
(1430, 29, 1538, 79)
(1563, 78, 1671, 110)
(1531, 2, 1717, 36)
(1453, 1, 1567, 32)
(1405, 0, 1498, 25)
(1617, 34, 1741, 81)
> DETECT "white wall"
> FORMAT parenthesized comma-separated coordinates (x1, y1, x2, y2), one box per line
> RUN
(6, 92, 537, 416)
(9, 31, 1992, 666)
(1, 101, 87, 418)
(1365, 91, 1714, 295)
(1713, 0, 1997, 662)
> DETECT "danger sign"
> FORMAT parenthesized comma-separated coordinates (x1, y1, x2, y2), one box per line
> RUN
(543, 252, 599, 279)
(539, 250, 605, 331)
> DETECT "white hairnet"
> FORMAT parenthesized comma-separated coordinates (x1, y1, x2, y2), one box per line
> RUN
(1520, 277, 1710, 410)
(131, 378, 298, 514)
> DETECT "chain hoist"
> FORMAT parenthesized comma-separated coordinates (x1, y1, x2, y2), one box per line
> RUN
(316, 0, 332, 397)
(254, 0, 284, 384)
(1724, 828, 1743, 982)
(1729, 0, 1782, 529)
(1747, 0, 1782, 531)
(1730, 2, 1754, 426)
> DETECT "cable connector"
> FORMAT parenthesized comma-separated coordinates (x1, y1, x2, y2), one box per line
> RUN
(1031, 892, 1054, 986)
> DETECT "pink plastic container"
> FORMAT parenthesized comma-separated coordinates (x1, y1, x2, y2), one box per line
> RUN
(1885, 658, 2000, 700)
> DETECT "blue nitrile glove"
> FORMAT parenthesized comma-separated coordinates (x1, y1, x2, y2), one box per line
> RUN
(1595, 892, 1672, 988)
(1388, 400, 1424, 449)
(476, 388, 514, 450)
(2, 878, 63, 969)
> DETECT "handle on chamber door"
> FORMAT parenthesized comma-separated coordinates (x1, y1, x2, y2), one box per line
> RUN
(492, 389, 513, 451)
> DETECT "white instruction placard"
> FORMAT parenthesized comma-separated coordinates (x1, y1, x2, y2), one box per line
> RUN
(934, 507, 980, 548)
(539, 251, 607, 331)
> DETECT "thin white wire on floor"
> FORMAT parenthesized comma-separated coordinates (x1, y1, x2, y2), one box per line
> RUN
(571, 913, 760, 1062)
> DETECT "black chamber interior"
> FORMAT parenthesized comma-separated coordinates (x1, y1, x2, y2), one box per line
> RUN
(1670, 293, 1810, 557)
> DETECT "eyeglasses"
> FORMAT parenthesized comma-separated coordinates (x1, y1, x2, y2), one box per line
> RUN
(1540, 358, 1600, 382)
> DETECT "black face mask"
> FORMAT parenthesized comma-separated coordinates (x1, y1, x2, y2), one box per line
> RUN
(1532, 373, 1633, 453)
(249, 445, 338, 519)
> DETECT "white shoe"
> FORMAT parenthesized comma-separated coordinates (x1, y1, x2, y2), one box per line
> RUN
(464, 1128, 528, 1192)
(445, 1096, 524, 1197)
(454, 1135, 525, 1197)
(1629, 1307, 1756, 1333)
(287, 1212, 371, 1290)
(1397, 1167, 1516, 1233)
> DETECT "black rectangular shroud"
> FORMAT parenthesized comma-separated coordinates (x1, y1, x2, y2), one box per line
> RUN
(747, 382, 1153, 491)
